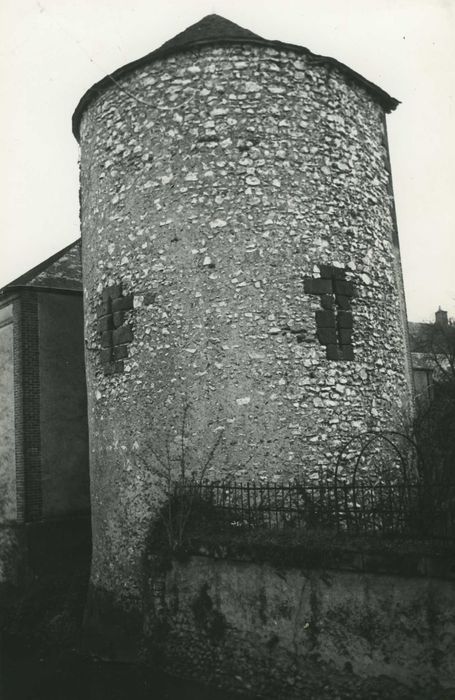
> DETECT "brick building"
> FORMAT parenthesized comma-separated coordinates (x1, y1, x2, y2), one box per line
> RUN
(408, 308, 455, 402)
(0, 240, 89, 585)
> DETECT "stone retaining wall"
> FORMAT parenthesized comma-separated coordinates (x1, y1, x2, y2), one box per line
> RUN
(144, 554, 455, 696)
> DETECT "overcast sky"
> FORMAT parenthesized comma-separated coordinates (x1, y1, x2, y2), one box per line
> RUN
(1, 0, 453, 321)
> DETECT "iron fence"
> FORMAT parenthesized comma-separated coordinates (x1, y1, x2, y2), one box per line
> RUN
(174, 479, 455, 540)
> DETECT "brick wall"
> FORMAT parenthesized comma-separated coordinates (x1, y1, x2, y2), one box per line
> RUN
(0, 303, 16, 521)
(13, 291, 42, 522)
(38, 291, 90, 517)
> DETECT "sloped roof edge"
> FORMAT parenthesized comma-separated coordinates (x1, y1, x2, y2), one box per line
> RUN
(72, 14, 399, 141)
(0, 239, 82, 294)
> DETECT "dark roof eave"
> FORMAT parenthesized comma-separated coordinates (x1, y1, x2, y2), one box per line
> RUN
(72, 35, 399, 141)
(0, 238, 81, 295)
(0, 284, 82, 296)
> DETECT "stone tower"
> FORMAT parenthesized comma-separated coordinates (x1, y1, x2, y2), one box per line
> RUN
(74, 15, 413, 609)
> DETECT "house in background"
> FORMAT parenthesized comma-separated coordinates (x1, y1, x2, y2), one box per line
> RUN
(408, 308, 454, 403)
(0, 240, 90, 585)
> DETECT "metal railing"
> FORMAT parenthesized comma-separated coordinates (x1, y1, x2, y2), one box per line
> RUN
(174, 479, 455, 541)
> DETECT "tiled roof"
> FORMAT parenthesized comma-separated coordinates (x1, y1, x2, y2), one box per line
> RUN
(408, 321, 455, 354)
(72, 14, 399, 140)
(408, 322, 435, 353)
(1, 239, 82, 294)
(158, 13, 262, 49)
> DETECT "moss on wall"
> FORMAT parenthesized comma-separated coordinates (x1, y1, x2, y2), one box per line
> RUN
(146, 554, 455, 695)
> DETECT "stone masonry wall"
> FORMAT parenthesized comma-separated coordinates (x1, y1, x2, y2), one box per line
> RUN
(79, 44, 413, 606)
(147, 555, 455, 696)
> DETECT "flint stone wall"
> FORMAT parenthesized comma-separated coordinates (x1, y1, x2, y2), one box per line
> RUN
(79, 44, 412, 604)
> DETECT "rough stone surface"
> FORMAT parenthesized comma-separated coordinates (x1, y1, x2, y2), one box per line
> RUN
(78, 43, 413, 605)
(146, 555, 455, 695)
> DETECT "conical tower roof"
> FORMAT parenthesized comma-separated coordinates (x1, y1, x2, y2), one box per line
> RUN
(73, 14, 399, 140)
(157, 13, 263, 51)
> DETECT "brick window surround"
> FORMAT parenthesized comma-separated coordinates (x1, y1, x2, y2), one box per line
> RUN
(304, 265, 356, 361)
(97, 283, 134, 375)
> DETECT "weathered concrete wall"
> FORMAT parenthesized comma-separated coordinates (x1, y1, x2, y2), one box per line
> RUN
(147, 555, 455, 695)
(0, 305, 16, 522)
(79, 44, 413, 606)
(38, 293, 90, 517)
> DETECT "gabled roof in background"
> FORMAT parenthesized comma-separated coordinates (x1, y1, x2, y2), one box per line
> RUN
(408, 320, 455, 354)
(72, 14, 399, 140)
(1, 239, 82, 294)
(408, 322, 436, 354)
